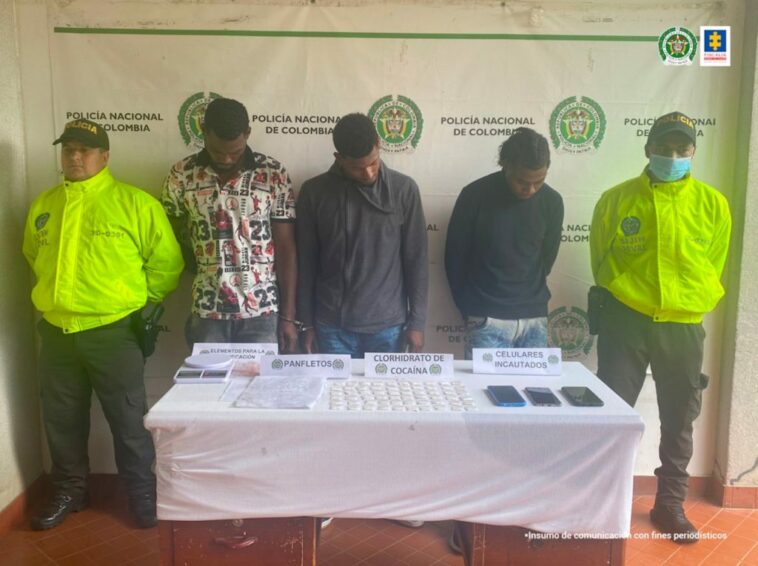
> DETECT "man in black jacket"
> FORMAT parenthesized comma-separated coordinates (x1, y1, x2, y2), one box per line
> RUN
(445, 128, 564, 358)
(296, 113, 428, 357)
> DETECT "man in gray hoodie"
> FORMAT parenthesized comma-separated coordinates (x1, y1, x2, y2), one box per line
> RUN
(296, 113, 428, 357)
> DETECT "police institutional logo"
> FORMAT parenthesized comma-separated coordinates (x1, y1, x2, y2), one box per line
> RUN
(658, 27, 697, 65)
(550, 96, 606, 154)
(548, 306, 593, 359)
(622, 216, 641, 236)
(368, 95, 423, 153)
(178, 91, 223, 148)
(35, 213, 50, 231)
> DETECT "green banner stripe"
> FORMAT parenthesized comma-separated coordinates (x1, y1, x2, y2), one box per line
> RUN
(53, 27, 657, 42)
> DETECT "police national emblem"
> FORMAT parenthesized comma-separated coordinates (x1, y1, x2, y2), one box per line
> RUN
(658, 27, 697, 65)
(178, 91, 223, 148)
(548, 306, 594, 360)
(35, 213, 50, 231)
(621, 216, 641, 236)
(368, 95, 423, 153)
(550, 96, 606, 154)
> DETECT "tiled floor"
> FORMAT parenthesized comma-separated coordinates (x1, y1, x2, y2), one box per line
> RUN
(0, 494, 755, 565)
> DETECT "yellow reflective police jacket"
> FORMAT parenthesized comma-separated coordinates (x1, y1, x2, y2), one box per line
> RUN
(23, 167, 184, 333)
(590, 170, 731, 323)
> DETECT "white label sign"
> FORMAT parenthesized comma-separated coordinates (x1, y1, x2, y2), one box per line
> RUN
(192, 342, 279, 359)
(260, 354, 351, 378)
(473, 348, 563, 376)
(364, 353, 454, 377)
(192, 343, 279, 378)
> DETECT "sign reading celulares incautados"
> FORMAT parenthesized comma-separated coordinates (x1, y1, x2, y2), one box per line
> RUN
(260, 354, 351, 378)
(473, 348, 563, 376)
(365, 353, 454, 377)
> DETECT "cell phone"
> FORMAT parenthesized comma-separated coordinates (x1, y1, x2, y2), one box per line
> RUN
(523, 387, 561, 407)
(486, 385, 527, 407)
(561, 386, 604, 407)
(173, 367, 231, 384)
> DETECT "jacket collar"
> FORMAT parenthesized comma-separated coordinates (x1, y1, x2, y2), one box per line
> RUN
(329, 160, 396, 213)
(63, 166, 113, 193)
(641, 168, 693, 192)
(196, 146, 257, 170)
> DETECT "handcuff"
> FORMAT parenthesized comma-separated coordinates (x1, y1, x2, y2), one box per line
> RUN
(278, 314, 312, 332)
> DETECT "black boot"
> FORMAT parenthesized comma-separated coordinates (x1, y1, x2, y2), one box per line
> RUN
(31, 492, 88, 531)
(129, 492, 157, 529)
(650, 505, 699, 544)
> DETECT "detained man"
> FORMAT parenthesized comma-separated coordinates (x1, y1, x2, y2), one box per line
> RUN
(445, 127, 564, 359)
(162, 98, 299, 353)
(296, 112, 429, 359)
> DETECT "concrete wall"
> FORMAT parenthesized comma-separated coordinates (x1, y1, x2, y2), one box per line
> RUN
(718, 0, 758, 490)
(0, 0, 44, 512)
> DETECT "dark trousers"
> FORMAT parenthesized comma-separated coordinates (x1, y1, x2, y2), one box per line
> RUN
(596, 295, 708, 509)
(37, 318, 155, 498)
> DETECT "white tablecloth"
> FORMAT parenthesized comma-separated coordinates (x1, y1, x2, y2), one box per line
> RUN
(145, 361, 643, 536)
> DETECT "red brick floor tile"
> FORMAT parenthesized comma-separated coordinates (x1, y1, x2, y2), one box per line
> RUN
(663, 548, 706, 565)
(3, 492, 752, 565)
(351, 534, 391, 556)
(432, 554, 465, 566)
(404, 550, 443, 566)
(34, 533, 83, 561)
(327, 529, 371, 553)
(666, 536, 727, 563)
(625, 549, 668, 565)
(320, 551, 368, 566)
(732, 520, 758, 539)
(382, 538, 423, 558)
(361, 549, 409, 565)
(0, 540, 56, 566)
(123, 551, 160, 566)
(54, 551, 99, 566)
(705, 513, 749, 534)
(742, 543, 758, 566)
(81, 533, 141, 563)
(706, 534, 758, 562)
(702, 549, 756, 566)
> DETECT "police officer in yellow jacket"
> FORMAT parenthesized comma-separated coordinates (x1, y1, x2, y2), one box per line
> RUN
(590, 111, 731, 544)
(22, 119, 184, 530)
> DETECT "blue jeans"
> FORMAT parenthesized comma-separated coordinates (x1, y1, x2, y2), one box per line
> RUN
(464, 316, 548, 360)
(315, 322, 405, 358)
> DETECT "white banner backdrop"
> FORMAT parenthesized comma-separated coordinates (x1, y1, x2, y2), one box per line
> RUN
(25, 0, 743, 474)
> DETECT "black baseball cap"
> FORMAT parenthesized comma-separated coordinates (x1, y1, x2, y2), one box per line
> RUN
(648, 111, 696, 146)
(53, 119, 109, 150)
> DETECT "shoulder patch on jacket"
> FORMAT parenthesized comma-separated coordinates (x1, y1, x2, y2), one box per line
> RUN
(35, 213, 50, 231)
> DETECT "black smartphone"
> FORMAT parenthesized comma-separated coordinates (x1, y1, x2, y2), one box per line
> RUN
(561, 386, 604, 407)
(486, 385, 527, 407)
(523, 387, 561, 407)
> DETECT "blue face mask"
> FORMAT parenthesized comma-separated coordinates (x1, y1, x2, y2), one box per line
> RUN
(648, 154, 691, 182)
